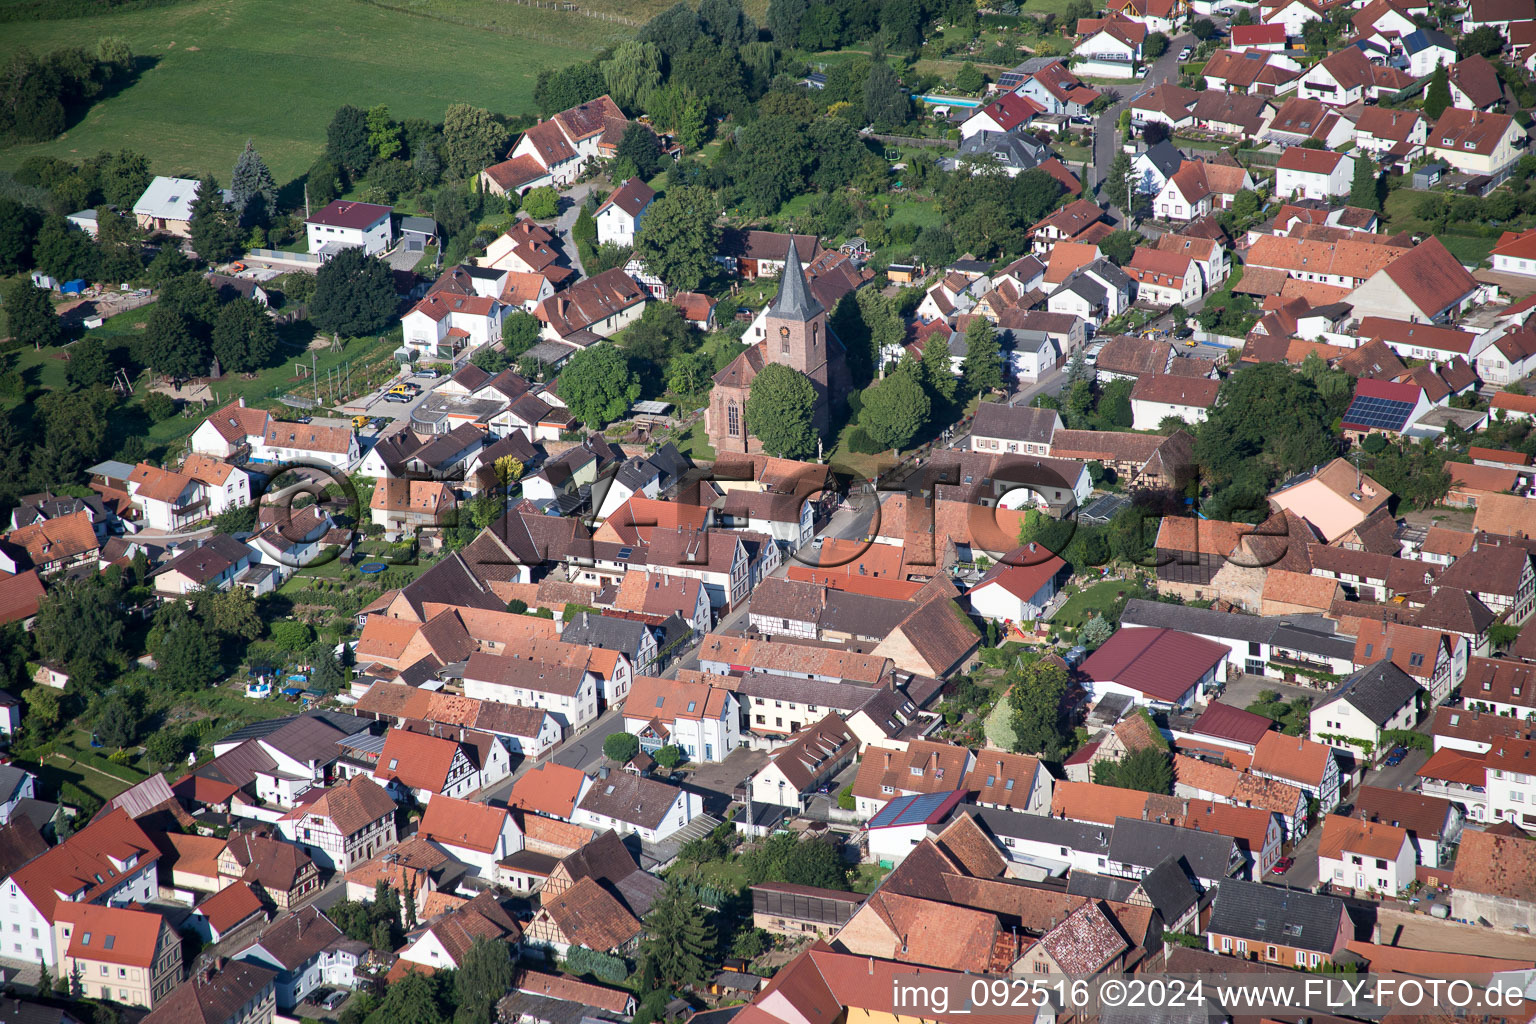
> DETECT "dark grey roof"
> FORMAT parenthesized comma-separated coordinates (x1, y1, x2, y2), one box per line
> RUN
(401, 216, 438, 234)
(970, 806, 1112, 855)
(561, 612, 651, 657)
(1066, 872, 1138, 902)
(734, 673, 878, 711)
(1137, 853, 1200, 923)
(1317, 661, 1421, 727)
(970, 403, 1059, 444)
(1142, 140, 1186, 179)
(1402, 27, 1452, 52)
(1120, 599, 1276, 644)
(1079, 493, 1131, 526)
(1109, 817, 1238, 884)
(1206, 878, 1345, 954)
(611, 456, 661, 493)
(219, 710, 370, 747)
(957, 130, 1048, 170)
(766, 239, 823, 323)
(576, 773, 685, 830)
(1085, 258, 1131, 290)
(648, 443, 690, 486)
(1268, 619, 1356, 661)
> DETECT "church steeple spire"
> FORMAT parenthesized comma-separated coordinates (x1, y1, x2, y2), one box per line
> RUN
(767, 239, 823, 322)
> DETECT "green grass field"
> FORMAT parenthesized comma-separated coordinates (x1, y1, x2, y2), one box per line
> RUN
(1381, 189, 1498, 267)
(0, 0, 616, 181)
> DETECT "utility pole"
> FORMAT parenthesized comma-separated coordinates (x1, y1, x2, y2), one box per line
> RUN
(312, 351, 319, 407)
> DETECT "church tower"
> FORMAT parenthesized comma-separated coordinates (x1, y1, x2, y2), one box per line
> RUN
(764, 242, 832, 434)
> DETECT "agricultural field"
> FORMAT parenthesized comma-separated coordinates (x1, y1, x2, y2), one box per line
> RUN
(0, 0, 616, 182)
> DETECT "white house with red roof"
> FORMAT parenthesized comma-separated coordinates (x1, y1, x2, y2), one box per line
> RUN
(304, 200, 392, 257)
(417, 795, 523, 876)
(1078, 627, 1231, 708)
(1491, 228, 1536, 279)
(596, 177, 656, 246)
(0, 809, 159, 966)
(1230, 23, 1286, 49)
(1275, 148, 1354, 200)
(967, 546, 1066, 624)
(1073, 15, 1146, 76)
(1126, 248, 1204, 306)
(480, 95, 628, 196)
(402, 290, 506, 361)
(1297, 45, 1415, 106)
(1111, 0, 1184, 34)
(1014, 61, 1101, 117)
(1153, 162, 1214, 221)
(1427, 109, 1524, 181)
(959, 91, 1044, 138)
(1130, 374, 1220, 430)
(1261, 0, 1326, 37)
(1341, 378, 1434, 438)
(190, 399, 272, 459)
(1353, 108, 1427, 162)
(1347, 239, 1484, 324)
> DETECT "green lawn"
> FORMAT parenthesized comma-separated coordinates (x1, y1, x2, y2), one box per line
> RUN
(0, 0, 612, 181)
(1381, 189, 1499, 267)
(1052, 578, 1133, 630)
(36, 754, 138, 804)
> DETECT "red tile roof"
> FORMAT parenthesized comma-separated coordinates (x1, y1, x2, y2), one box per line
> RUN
(419, 795, 511, 854)
(306, 200, 391, 229)
(1079, 627, 1229, 702)
(56, 902, 167, 968)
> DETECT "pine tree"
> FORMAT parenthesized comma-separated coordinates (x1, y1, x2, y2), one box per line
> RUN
(1348, 154, 1380, 212)
(642, 883, 714, 990)
(1064, 347, 1092, 388)
(963, 317, 1004, 395)
(920, 327, 957, 404)
(37, 960, 51, 997)
(188, 176, 242, 265)
(1424, 63, 1451, 121)
(230, 141, 279, 227)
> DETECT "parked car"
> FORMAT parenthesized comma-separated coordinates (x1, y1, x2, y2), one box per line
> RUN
(383, 393, 412, 404)
(1175, 327, 1194, 340)
(1178, 46, 1192, 59)
(415, 368, 441, 378)
(1383, 746, 1409, 767)
(321, 990, 348, 1011)
(1271, 856, 1294, 875)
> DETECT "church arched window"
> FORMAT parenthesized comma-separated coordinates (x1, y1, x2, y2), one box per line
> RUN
(727, 402, 740, 436)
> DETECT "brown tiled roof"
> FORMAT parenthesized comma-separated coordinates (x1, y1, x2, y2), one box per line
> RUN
(8, 509, 99, 567)
(0, 569, 44, 625)
(1318, 814, 1409, 861)
(963, 750, 1043, 810)
(419, 795, 511, 854)
(1451, 828, 1536, 899)
(1353, 785, 1455, 842)
(852, 741, 971, 802)
(512, 970, 633, 1015)
(142, 960, 277, 1024)
(1129, 373, 1219, 408)
(1376, 236, 1479, 320)
(1474, 493, 1535, 539)
(1250, 732, 1335, 787)
(286, 775, 395, 836)
(1262, 568, 1338, 611)
(540, 875, 642, 950)
(194, 880, 266, 934)
(534, 268, 646, 338)
(1095, 336, 1171, 377)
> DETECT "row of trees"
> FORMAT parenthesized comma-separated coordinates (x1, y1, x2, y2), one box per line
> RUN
(0, 37, 134, 142)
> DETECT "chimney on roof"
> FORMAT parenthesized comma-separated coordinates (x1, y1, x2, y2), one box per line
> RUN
(238, 397, 245, 408)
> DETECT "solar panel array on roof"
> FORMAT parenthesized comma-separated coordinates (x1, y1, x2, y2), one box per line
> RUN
(866, 789, 963, 828)
(1343, 394, 1415, 430)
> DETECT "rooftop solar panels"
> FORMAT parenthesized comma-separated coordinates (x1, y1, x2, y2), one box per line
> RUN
(866, 789, 964, 828)
(1343, 394, 1415, 431)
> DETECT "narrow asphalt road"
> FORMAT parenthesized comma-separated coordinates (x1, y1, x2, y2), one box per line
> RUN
(554, 182, 597, 279)
(1091, 32, 1195, 221)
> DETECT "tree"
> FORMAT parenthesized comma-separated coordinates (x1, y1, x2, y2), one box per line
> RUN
(860, 368, 930, 451)
(521, 186, 560, 220)
(863, 60, 909, 129)
(668, 350, 713, 395)
(1080, 613, 1114, 648)
(920, 327, 957, 404)
(149, 601, 220, 691)
(188, 176, 242, 264)
(230, 141, 278, 226)
(363, 972, 445, 1024)
(604, 731, 640, 762)
(1349, 153, 1380, 212)
(1064, 347, 1092, 388)
(1461, 25, 1503, 57)
(366, 105, 402, 161)
(767, 0, 808, 44)
(95, 693, 141, 749)
(1195, 362, 1338, 486)
(0, 197, 40, 275)
(746, 363, 817, 459)
(453, 937, 514, 1024)
(963, 316, 1003, 395)
(560, 344, 641, 427)
(1191, 17, 1217, 39)
(441, 104, 510, 180)
(642, 882, 715, 990)
(4, 281, 62, 350)
(310, 246, 397, 337)
(145, 728, 188, 765)
(1144, 31, 1170, 57)
(602, 40, 665, 109)
(534, 61, 608, 118)
(653, 744, 683, 770)
(747, 831, 848, 889)
(1008, 658, 1071, 759)
(96, 203, 145, 284)
(141, 305, 210, 380)
(327, 105, 373, 175)
(197, 587, 262, 641)
(33, 215, 99, 282)
(882, 0, 922, 49)
(65, 336, 113, 389)
(307, 152, 343, 207)
(953, 62, 985, 94)
(1092, 745, 1173, 793)
(211, 297, 277, 373)
(1098, 229, 1140, 266)
(270, 620, 315, 652)
(1424, 63, 1451, 120)
(24, 686, 62, 736)
(1098, 147, 1133, 217)
(701, 0, 757, 46)
(616, 122, 663, 181)
(633, 184, 719, 291)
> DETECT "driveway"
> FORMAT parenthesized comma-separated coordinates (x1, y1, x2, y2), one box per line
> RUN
(1091, 33, 1194, 219)
(552, 705, 628, 770)
(554, 182, 598, 279)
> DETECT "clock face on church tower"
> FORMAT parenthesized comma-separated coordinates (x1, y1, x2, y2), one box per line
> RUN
(779, 326, 790, 338)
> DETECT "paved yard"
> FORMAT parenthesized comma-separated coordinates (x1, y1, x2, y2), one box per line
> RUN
(1218, 673, 1323, 711)
(684, 745, 771, 810)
